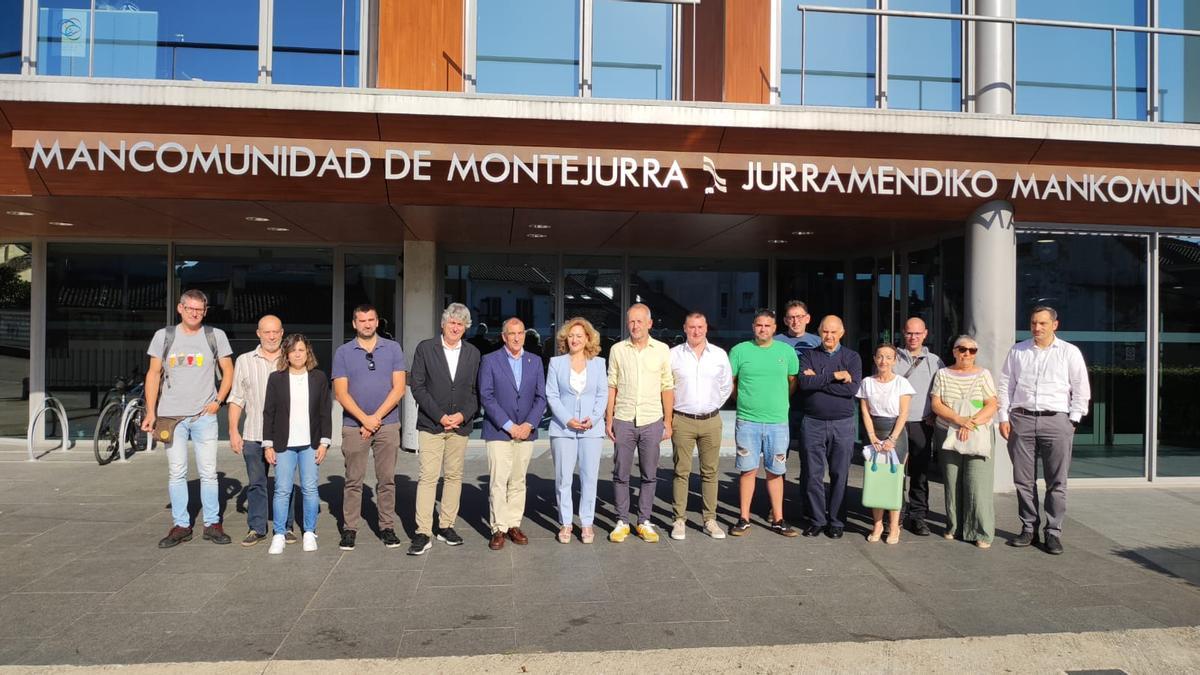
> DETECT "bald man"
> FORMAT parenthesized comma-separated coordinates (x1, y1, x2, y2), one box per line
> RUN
(228, 315, 295, 547)
(797, 316, 862, 539)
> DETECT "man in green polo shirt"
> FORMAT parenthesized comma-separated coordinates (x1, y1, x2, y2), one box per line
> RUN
(728, 309, 800, 537)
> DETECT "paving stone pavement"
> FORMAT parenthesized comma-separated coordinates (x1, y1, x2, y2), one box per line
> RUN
(0, 442, 1198, 667)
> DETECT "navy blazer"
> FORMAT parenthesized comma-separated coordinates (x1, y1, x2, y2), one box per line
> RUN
(545, 354, 607, 439)
(478, 348, 548, 442)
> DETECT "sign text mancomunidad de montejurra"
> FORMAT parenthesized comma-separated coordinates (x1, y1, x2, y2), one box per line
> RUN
(27, 140, 1200, 205)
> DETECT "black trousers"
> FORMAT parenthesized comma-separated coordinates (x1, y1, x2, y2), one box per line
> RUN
(904, 419, 936, 522)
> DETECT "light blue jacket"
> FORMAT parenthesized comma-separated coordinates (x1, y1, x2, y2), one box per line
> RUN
(545, 354, 607, 439)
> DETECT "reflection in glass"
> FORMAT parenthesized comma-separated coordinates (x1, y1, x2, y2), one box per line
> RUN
(851, 257, 874, 364)
(1157, 1, 1200, 124)
(0, 243, 32, 437)
(888, 0, 961, 111)
(563, 256, 623, 360)
(939, 237, 965, 356)
(1157, 236, 1200, 477)
(1016, 232, 1147, 478)
(775, 259, 844, 326)
(905, 245, 938, 348)
(37, 0, 258, 81)
(273, 0, 360, 87)
(444, 254, 556, 359)
(0, 0, 20, 74)
(46, 243, 167, 440)
(781, 0, 876, 107)
(476, 0, 580, 96)
(345, 252, 399, 337)
(592, 0, 673, 100)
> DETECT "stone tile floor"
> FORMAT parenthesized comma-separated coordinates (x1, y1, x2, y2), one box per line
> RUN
(0, 443, 1197, 666)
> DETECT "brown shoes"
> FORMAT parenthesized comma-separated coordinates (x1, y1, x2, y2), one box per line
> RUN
(489, 531, 506, 550)
(507, 527, 529, 545)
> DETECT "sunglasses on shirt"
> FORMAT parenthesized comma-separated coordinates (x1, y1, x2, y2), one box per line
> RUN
(365, 351, 376, 371)
(954, 346, 979, 354)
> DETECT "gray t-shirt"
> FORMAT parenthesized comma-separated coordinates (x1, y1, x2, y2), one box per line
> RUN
(146, 326, 233, 417)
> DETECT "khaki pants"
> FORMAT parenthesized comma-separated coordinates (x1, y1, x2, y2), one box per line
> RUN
(415, 430, 468, 536)
(486, 439, 534, 533)
(342, 423, 400, 532)
(671, 414, 723, 523)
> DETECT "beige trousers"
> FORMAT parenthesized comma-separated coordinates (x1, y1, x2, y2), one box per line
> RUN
(415, 430, 468, 536)
(486, 439, 534, 533)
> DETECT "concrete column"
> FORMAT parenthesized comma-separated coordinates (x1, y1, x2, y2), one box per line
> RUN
(401, 240, 439, 452)
(974, 0, 1015, 115)
(965, 200, 1015, 491)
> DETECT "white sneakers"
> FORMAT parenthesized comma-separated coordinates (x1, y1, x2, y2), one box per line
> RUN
(703, 520, 727, 539)
(671, 519, 687, 540)
(270, 532, 317, 554)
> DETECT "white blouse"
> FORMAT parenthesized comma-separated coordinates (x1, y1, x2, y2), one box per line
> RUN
(569, 366, 587, 396)
(286, 372, 311, 448)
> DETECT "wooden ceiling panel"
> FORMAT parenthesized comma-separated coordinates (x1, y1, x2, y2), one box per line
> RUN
(510, 208, 634, 250)
(718, 128, 1045, 165)
(133, 198, 322, 242)
(263, 202, 409, 244)
(378, 115, 725, 152)
(1031, 139, 1200, 171)
(604, 211, 751, 251)
(393, 204, 513, 244)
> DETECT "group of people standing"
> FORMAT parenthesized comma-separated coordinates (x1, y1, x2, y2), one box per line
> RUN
(141, 290, 1090, 558)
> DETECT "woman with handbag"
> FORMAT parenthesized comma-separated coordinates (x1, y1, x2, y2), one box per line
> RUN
(857, 344, 915, 544)
(930, 335, 999, 549)
(262, 334, 332, 555)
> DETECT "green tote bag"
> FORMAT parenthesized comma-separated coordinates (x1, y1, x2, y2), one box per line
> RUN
(862, 449, 904, 511)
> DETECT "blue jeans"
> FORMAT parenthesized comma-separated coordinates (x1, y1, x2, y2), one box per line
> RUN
(551, 436, 603, 527)
(166, 414, 219, 528)
(242, 441, 294, 536)
(273, 445, 320, 534)
(734, 420, 789, 475)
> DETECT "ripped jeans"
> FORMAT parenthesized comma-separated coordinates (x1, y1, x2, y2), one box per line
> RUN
(734, 420, 789, 475)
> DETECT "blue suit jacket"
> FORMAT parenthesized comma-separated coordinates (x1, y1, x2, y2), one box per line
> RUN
(545, 354, 607, 439)
(479, 348, 548, 442)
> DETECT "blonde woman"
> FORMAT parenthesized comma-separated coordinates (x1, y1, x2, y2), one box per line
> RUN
(930, 335, 998, 549)
(545, 318, 607, 544)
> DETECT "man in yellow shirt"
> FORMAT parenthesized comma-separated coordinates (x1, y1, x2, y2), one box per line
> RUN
(605, 303, 674, 543)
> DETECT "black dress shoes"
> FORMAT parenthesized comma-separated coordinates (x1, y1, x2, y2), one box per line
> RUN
(1044, 533, 1064, 555)
(908, 519, 931, 537)
(825, 526, 844, 539)
(1007, 530, 1039, 547)
(801, 525, 823, 537)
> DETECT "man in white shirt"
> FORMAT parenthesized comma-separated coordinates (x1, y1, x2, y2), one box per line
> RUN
(228, 315, 295, 546)
(668, 313, 733, 540)
(998, 306, 1091, 555)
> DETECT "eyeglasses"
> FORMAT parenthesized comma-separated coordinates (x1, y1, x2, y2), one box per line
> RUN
(365, 351, 376, 371)
(181, 305, 207, 314)
(784, 314, 808, 321)
(954, 346, 979, 354)
(903, 332, 925, 336)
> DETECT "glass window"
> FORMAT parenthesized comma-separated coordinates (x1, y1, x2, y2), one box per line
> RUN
(445, 253, 556, 359)
(1016, 232, 1147, 479)
(1157, 0, 1200, 124)
(37, 1, 258, 82)
(592, 0, 673, 100)
(273, 0, 360, 87)
(563, 255, 623, 360)
(0, 0, 21, 74)
(904, 245, 939, 349)
(476, 0, 580, 96)
(775, 259, 845, 330)
(46, 243, 167, 440)
(174, 246, 333, 440)
(782, 0, 876, 107)
(850, 257, 875, 364)
(344, 252, 400, 339)
(1157, 236, 1200, 477)
(0, 243, 32, 437)
(939, 236, 965, 355)
(888, 0, 961, 111)
(1016, 1, 1148, 120)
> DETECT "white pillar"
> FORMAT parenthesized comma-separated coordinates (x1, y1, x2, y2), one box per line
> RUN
(974, 0, 1015, 115)
(401, 240, 438, 451)
(965, 200, 1016, 492)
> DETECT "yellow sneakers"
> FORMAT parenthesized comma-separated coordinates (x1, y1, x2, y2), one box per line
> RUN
(609, 521, 630, 543)
(636, 522, 659, 543)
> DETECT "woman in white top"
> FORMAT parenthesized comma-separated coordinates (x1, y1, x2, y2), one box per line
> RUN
(545, 318, 607, 544)
(930, 334, 998, 549)
(262, 334, 332, 555)
(856, 343, 916, 544)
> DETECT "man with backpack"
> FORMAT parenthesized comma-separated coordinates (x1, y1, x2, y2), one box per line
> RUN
(141, 289, 235, 548)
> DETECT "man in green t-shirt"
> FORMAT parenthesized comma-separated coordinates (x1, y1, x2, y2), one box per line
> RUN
(728, 309, 800, 537)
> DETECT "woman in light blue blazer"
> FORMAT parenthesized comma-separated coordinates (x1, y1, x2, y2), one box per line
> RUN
(546, 317, 607, 544)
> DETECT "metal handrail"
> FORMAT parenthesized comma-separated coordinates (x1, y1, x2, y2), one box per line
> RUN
(795, 4, 1200, 121)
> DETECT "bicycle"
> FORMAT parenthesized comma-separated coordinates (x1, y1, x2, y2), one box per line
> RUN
(93, 374, 150, 465)
(26, 395, 72, 462)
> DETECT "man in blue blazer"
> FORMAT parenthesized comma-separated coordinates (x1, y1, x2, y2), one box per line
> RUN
(479, 317, 548, 550)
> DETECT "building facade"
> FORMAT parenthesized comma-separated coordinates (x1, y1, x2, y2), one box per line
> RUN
(0, 0, 1197, 487)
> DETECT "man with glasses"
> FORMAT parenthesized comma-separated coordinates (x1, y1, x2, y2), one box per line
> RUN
(228, 314, 297, 546)
(895, 317, 944, 537)
(777, 300, 821, 520)
(998, 306, 1091, 555)
(142, 289, 235, 548)
(332, 304, 407, 550)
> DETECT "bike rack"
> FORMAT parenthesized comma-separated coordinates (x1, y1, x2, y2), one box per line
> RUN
(26, 396, 71, 462)
(116, 399, 148, 463)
